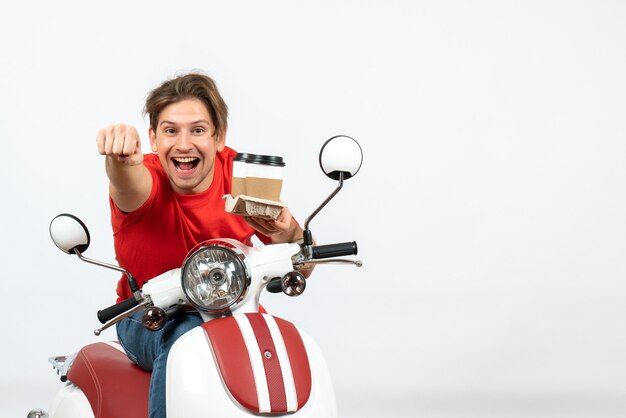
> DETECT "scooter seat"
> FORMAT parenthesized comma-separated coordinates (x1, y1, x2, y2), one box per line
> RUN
(67, 341, 150, 418)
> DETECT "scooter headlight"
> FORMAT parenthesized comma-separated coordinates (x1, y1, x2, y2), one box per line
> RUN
(181, 240, 250, 313)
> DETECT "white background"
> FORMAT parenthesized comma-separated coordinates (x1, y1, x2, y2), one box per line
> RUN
(2, 1, 626, 417)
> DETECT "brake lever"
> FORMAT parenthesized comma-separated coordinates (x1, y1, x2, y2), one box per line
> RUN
(294, 258, 363, 267)
(94, 300, 152, 336)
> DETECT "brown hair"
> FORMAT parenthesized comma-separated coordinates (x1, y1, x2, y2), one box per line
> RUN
(144, 72, 228, 139)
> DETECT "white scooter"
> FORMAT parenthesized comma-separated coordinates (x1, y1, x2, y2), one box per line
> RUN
(29, 135, 363, 418)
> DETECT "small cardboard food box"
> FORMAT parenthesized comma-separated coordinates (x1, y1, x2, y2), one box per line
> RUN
(223, 194, 285, 220)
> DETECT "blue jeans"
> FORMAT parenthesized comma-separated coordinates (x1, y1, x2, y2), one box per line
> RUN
(116, 310, 204, 418)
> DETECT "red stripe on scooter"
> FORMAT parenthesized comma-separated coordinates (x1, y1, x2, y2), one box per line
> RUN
(202, 318, 258, 411)
(274, 316, 312, 408)
(245, 313, 288, 412)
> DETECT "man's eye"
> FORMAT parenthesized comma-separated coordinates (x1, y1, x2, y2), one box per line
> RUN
(193, 128, 205, 134)
(164, 128, 176, 134)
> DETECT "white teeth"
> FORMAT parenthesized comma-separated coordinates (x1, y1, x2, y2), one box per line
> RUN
(173, 157, 198, 163)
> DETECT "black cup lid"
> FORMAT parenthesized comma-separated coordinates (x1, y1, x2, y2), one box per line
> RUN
(234, 153, 285, 167)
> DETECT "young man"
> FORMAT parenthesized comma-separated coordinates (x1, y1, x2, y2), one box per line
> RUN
(96, 73, 304, 418)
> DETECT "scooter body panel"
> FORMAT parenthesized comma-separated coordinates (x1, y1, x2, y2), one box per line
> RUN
(166, 321, 337, 418)
(47, 382, 93, 418)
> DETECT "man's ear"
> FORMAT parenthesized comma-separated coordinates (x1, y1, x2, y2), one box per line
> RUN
(216, 131, 226, 152)
(149, 128, 158, 152)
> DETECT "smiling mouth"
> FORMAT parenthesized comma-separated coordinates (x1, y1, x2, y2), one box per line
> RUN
(172, 157, 200, 171)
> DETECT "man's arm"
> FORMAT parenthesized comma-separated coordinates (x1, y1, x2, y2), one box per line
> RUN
(96, 124, 152, 213)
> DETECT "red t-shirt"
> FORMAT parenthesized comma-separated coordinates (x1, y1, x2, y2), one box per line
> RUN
(110, 146, 269, 301)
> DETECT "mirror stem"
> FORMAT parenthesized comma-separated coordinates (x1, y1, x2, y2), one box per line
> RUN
(72, 248, 140, 294)
(303, 172, 345, 246)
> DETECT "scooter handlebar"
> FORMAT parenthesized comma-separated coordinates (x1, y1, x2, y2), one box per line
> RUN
(97, 297, 139, 324)
(312, 241, 358, 259)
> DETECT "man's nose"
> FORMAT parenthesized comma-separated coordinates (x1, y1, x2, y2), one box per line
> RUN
(176, 131, 193, 151)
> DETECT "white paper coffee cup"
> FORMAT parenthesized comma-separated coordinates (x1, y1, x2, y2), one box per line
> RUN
(232, 153, 285, 201)
(232, 156, 248, 197)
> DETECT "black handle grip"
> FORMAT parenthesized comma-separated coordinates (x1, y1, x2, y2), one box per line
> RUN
(312, 241, 358, 259)
(97, 297, 139, 324)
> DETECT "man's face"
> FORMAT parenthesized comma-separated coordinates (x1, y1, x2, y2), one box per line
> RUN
(149, 98, 225, 194)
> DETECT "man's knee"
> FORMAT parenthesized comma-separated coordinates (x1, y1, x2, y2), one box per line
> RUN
(160, 313, 203, 348)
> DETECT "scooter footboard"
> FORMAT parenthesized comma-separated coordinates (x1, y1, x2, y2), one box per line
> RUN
(166, 313, 337, 417)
